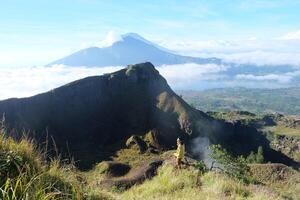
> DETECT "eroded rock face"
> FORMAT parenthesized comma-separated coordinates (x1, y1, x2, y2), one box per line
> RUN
(126, 135, 148, 153)
(271, 136, 300, 162)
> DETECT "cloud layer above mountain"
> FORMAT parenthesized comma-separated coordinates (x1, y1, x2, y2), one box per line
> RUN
(0, 65, 122, 100)
(158, 34, 300, 66)
(0, 63, 299, 100)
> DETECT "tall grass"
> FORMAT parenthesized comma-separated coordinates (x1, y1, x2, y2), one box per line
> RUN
(1, 119, 298, 200)
(120, 164, 282, 200)
(0, 122, 83, 200)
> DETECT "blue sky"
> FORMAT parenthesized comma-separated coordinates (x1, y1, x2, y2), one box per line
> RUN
(1, 0, 300, 98)
(1, 0, 300, 67)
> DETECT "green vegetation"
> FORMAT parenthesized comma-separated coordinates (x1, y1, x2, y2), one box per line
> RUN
(178, 87, 300, 115)
(209, 145, 254, 183)
(207, 111, 261, 126)
(270, 134, 300, 162)
(0, 131, 83, 199)
(112, 148, 160, 168)
(206, 110, 300, 163)
(194, 160, 208, 175)
(262, 125, 300, 137)
(207, 111, 300, 139)
(120, 164, 283, 200)
(250, 164, 300, 200)
(1, 122, 300, 200)
(246, 146, 264, 164)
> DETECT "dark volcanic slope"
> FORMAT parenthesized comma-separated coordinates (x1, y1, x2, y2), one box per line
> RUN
(0, 63, 221, 165)
(0, 62, 296, 168)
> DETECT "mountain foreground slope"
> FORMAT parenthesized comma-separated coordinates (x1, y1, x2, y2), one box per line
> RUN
(1, 130, 299, 200)
(1, 62, 300, 200)
(0, 62, 297, 169)
(0, 62, 224, 168)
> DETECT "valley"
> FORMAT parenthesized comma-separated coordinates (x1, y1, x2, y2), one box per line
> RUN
(179, 87, 300, 115)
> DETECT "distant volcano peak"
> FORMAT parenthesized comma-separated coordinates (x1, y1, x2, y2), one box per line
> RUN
(121, 32, 147, 40)
(48, 33, 220, 67)
(120, 33, 155, 46)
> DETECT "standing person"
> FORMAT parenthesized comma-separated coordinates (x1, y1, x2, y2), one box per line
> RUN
(174, 137, 185, 169)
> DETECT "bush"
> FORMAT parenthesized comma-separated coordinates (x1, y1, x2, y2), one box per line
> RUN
(193, 160, 208, 186)
(209, 144, 254, 183)
(246, 151, 256, 163)
(194, 160, 208, 175)
(246, 146, 264, 164)
(256, 146, 264, 164)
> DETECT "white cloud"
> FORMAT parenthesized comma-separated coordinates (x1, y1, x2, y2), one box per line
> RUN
(213, 51, 300, 66)
(158, 37, 300, 66)
(235, 70, 300, 83)
(95, 31, 123, 47)
(0, 63, 229, 99)
(158, 63, 229, 88)
(279, 30, 300, 40)
(0, 63, 299, 100)
(236, 74, 289, 83)
(157, 63, 300, 89)
(0, 65, 122, 100)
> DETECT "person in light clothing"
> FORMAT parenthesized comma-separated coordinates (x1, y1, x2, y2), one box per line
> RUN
(174, 137, 185, 169)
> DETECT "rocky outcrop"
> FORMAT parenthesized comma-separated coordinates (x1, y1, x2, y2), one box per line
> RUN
(263, 113, 300, 129)
(100, 159, 163, 190)
(126, 135, 148, 153)
(96, 161, 131, 178)
(270, 135, 300, 162)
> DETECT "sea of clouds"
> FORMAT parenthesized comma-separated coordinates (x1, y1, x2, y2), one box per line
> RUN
(1, 62, 299, 100)
(0, 65, 122, 100)
(158, 30, 300, 67)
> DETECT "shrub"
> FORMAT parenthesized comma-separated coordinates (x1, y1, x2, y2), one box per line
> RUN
(246, 151, 256, 163)
(246, 146, 264, 164)
(209, 144, 254, 183)
(193, 160, 208, 186)
(256, 146, 264, 164)
(194, 160, 208, 175)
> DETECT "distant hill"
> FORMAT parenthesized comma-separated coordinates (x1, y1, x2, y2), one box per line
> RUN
(178, 87, 300, 115)
(49, 33, 220, 67)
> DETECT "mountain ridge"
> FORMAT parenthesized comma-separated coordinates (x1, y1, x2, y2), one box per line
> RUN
(0, 62, 221, 168)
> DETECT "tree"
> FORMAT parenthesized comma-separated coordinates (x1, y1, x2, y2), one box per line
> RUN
(209, 144, 252, 183)
(193, 160, 208, 186)
(246, 151, 256, 163)
(246, 146, 264, 164)
(256, 146, 264, 164)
